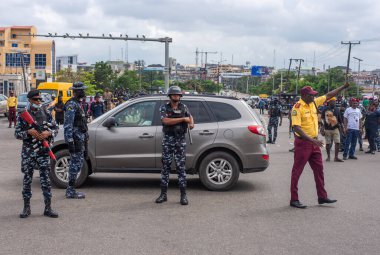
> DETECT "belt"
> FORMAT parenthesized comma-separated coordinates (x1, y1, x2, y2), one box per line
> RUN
(295, 135, 318, 140)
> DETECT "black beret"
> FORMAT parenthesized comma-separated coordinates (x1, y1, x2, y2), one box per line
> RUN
(27, 90, 41, 99)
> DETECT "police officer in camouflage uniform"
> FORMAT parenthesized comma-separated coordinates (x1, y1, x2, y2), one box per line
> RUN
(155, 86, 194, 205)
(15, 90, 59, 218)
(64, 82, 88, 199)
(267, 98, 283, 144)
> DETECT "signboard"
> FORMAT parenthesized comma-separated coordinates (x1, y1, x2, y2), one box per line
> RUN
(36, 70, 46, 81)
(251, 66, 269, 77)
(144, 67, 164, 72)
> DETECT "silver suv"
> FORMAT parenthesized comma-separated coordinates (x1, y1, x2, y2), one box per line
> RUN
(50, 95, 269, 191)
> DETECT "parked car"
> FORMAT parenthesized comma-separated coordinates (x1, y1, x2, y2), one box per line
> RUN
(17, 92, 53, 113)
(0, 94, 8, 117)
(50, 95, 269, 191)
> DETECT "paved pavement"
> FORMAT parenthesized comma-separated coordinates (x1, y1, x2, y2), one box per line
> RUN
(0, 115, 379, 255)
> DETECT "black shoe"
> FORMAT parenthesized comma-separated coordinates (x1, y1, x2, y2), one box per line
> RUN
(267, 140, 272, 144)
(365, 150, 373, 154)
(348, 156, 358, 160)
(155, 186, 168, 203)
(66, 187, 86, 199)
(371, 151, 375, 155)
(318, 198, 337, 204)
(343, 156, 348, 160)
(20, 199, 31, 218)
(359, 147, 364, 151)
(272, 140, 276, 144)
(180, 188, 188, 205)
(290, 200, 307, 209)
(43, 200, 59, 218)
(289, 148, 295, 153)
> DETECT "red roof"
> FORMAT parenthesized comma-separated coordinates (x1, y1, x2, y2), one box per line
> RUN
(10, 26, 34, 29)
(0, 27, 6, 31)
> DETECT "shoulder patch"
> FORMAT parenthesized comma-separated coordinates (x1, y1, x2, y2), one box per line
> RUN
(292, 110, 298, 116)
(294, 103, 300, 108)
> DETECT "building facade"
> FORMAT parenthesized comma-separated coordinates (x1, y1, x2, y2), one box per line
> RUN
(56, 55, 78, 72)
(0, 26, 55, 96)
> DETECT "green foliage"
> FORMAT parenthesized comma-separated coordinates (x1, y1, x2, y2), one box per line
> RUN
(234, 67, 360, 96)
(114, 70, 141, 92)
(94, 61, 117, 90)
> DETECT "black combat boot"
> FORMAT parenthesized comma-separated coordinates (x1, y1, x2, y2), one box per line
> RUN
(180, 187, 188, 205)
(20, 199, 31, 218)
(155, 186, 167, 203)
(43, 199, 59, 218)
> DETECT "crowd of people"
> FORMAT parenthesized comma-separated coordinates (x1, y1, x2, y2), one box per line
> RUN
(261, 93, 380, 159)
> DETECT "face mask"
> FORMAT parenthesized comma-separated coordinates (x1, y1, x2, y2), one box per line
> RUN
(31, 103, 41, 109)
(76, 90, 86, 98)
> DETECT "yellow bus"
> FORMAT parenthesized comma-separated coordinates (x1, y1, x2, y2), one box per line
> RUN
(37, 82, 73, 103)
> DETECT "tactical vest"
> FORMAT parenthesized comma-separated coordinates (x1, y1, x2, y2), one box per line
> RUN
(162, 103, 187, 135)
(24, 108, 49, 143)
(66, 98, 88, 133)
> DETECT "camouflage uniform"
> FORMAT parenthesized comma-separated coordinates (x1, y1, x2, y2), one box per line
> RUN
(15, 108, 58, 201)
(159, 102, 191, 188)
(267, 104, 282, 142)
(64, 97, 88, 198)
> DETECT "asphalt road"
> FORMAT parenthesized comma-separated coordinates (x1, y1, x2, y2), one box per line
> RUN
(0, 115, 379, 255)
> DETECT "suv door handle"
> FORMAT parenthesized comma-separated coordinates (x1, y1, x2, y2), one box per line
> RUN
(139, 133, 154, 138)
(199, 130, 215, 135)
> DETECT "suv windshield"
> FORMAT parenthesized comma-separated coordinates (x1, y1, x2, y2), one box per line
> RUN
(39, 89, 57, 97)
(18, 94, 28, 102)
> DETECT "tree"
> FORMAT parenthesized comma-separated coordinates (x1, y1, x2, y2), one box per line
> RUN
(94, 61, 117, 90)
(114, 70, 141, 92)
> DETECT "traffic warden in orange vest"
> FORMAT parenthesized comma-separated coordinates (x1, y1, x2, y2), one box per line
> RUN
(290, 83, 349, 209)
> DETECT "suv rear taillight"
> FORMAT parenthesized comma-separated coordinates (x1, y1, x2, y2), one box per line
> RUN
(248, 125, 266, 136)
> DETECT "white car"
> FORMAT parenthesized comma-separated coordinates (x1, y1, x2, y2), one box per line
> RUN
(0, 94, 8, 117)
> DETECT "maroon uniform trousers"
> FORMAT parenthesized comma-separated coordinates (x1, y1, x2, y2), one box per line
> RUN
(8, 107, 17, 127)
(290, 137, 328, 201)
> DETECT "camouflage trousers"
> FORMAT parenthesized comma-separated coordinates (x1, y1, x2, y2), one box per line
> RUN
(160, 134, 187, 188)
(21, 146, 52, 200)
(267, 117, 279, 141)
(68, 151, 84, 186)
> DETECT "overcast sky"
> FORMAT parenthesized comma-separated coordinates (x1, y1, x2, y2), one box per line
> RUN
(4, 0, 380, 70)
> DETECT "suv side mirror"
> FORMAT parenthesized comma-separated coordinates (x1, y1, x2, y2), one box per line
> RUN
(103, 117, 116, 129)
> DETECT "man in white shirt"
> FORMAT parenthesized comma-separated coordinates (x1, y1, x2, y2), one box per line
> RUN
(343, 98, 363, 160)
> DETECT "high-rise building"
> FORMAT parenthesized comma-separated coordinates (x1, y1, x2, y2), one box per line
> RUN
(0, 26, 55, 96)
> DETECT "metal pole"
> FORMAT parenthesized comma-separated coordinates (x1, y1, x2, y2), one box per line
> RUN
(19, 53, 28, 92)
(353, 57, 362, 97)
(164, 39, 169, 92)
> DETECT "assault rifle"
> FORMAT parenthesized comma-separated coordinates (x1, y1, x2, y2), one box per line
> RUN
(20, 110, 56, 161)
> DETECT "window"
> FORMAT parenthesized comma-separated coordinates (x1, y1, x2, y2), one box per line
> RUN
(67, 91, 72, 97)
(68, 56, 73, 64)
(0, 41, 4, 47)
(114, 101, 156, 127)
(9, 83, 14, 93)
(35, 54, 46, 69)
(0, 83, 3, 95)
(5, 53, 30, 67)
(12, 34, 16, 38)
(12, 43, 18, 47)
(182, 101, 212, 123)
(208, 102, 241, 122)
(24, 44, 29, 48)
(0, 95, 4, 101)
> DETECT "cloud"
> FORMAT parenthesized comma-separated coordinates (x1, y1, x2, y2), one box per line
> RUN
(3, 0, 380, 69)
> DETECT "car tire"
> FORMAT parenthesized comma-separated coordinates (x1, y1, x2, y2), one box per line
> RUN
(199, 151, 240, 191)
(50, 149, 89, 188)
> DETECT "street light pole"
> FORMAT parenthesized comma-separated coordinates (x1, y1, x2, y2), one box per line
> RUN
(353, 57, 362, 97)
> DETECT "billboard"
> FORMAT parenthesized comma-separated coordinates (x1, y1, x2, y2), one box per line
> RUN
(251, 66, 269, 77)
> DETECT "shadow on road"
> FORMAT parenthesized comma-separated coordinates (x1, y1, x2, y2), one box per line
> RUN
(79, 175, 258, 193)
